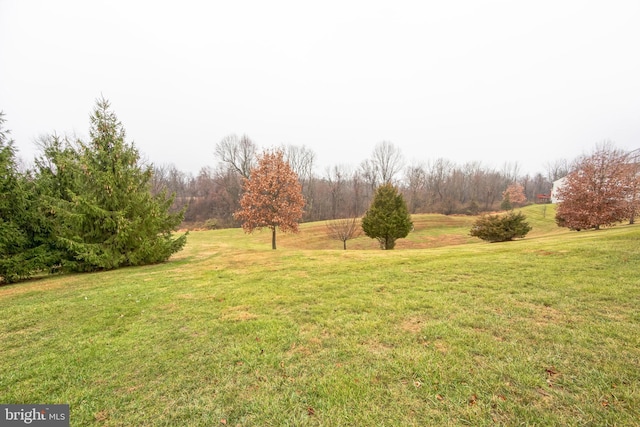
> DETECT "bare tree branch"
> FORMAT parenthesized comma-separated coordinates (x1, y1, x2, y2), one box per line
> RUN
(326, 216, 361, 250)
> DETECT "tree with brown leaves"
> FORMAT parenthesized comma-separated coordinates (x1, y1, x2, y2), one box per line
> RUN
(234, 149, 305, 249)
(501, 183, 527, 210)
(556, 144, 635, 230)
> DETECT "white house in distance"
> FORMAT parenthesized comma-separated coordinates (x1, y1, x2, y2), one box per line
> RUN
(551, 176, 567, 204)
(550, 148, 639, 204)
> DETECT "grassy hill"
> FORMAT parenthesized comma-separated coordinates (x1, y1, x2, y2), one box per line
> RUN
(1, 205, 639, 425)
(243, 204, 564, 251)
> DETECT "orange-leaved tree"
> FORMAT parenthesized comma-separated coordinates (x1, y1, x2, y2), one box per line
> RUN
(234, 149, 305, 249)
(556, 143, 635, 230)
(501, 183, 527, 210)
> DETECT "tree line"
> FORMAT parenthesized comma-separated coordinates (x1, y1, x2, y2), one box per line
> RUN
(3, 98, 637, 281)
(153, 139, 560, 229)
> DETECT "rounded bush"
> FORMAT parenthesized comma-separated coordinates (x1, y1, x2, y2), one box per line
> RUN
(470, 211, 532, 242)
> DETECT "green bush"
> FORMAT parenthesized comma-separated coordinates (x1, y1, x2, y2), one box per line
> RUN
(361, 183, 413, 250)
(470, 211, 532, 242)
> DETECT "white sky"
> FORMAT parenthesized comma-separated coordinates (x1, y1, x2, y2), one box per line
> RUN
(1, 0, 639, 177)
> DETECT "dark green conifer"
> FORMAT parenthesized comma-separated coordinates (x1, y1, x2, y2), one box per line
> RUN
(361, 183, 413, 250)
(36, 98, 187, 272)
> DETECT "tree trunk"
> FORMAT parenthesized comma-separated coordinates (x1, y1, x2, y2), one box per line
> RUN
(343, 240, 347, 250)
(272, 227, 277, 250)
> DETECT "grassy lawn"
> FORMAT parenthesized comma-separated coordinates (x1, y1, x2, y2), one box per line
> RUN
(1, 206, 639, 426)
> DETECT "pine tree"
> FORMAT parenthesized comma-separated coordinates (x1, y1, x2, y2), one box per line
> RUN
(35, 98, 187, 271)
(0, 112, 52, 283)
(361, 183, 413, 249)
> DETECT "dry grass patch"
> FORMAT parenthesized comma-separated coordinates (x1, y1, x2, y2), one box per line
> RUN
(220, 305, 258, 322)
(399, 316, 428, 334)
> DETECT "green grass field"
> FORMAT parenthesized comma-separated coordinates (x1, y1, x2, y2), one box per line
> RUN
(2, 205, 639, 426)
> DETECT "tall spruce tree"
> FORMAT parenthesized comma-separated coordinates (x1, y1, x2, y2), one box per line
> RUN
(36, 98, 187, 271)
(0, 112, 52, 283)
(361, 183, 413, 249)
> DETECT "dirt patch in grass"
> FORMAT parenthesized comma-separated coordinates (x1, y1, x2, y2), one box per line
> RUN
(522, 302, 568, 327)
(94, 410, 109, 422)
(287, 341, 314, 357)
(363, 339, 395, 356)
(160, 302, 179, 313)
(433, 340, 448, 354)
(399, 316, 428, 334)
(220, 305, 258, 321)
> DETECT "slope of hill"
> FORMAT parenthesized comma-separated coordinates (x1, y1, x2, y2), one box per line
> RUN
(226, 204, 565, 251)
(2, 204, 639, 426)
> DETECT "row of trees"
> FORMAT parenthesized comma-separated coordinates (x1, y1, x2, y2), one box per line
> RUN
(4, 98, 635, 282)
(230, 150, 414, 250)
(151, 139, 558, 229)
(0, 100, 186, 284)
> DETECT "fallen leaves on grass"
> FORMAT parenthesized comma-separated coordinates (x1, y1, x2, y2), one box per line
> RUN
(546, 366, 560, 387)
(94, 410, 109, 422)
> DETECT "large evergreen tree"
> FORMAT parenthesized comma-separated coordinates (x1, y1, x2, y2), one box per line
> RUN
(36, 98, 187, 271)
(361, 183, 413, 249)
(0, 112, 53, 283)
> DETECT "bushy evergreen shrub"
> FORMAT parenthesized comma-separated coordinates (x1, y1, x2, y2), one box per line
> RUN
(470, 211, 531, 242)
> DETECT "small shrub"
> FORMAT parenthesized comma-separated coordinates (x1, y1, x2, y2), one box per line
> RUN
(466, 200, 480, 215)
(470, 211, 532, 242)
(204, 218, 218, 230)
(500, 194, 513, 211)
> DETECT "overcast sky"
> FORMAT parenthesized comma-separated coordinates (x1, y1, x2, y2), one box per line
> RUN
(1, 0, 639, 177)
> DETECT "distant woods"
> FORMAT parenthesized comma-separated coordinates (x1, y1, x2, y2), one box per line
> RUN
(5, 103, 618, 233)
(152, 139, 556, 229)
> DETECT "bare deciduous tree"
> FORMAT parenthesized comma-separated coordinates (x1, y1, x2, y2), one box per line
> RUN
(426, 158, 453, 210)
(371, 140, 404, 184)
(282, 144, 316, 219)
(326, 216, 361, 250)
(403, 163, 427, 213)
(545, 158, 570, 182)
(501, 161, 521, 184)
(326, 166, 347, 218)
(215, 134, 257, 179)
